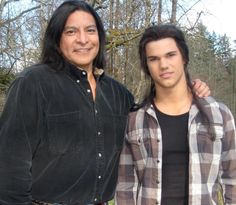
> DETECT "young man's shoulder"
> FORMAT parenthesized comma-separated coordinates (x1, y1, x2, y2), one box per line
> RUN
(198, 96, 229, 110)
(197, 96, 234, 123)
(128, 103, 149, 120)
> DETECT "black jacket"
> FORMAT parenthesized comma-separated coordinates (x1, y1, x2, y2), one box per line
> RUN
(0, 63, 134, 205)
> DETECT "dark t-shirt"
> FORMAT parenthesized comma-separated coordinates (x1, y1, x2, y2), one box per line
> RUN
(154, 104, 189, 205)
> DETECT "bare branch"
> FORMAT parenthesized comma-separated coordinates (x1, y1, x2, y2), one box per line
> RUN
(188, 11, 203, 30)
(106, 29, 144, 51)
(0, 5, 40, 27)
(177, 0, 201, 22)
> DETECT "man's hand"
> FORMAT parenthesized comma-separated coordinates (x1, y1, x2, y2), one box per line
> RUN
(192, 79, 211, 98)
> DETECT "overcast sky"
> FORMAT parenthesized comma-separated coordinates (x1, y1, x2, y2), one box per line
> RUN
(10, 0, 236, 43)
(195, 0, 235, 41)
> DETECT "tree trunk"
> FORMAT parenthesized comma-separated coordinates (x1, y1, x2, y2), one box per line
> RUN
(171, 0, 177, 24)
(158, 0, 162, 24)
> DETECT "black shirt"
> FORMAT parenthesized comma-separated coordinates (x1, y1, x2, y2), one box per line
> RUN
(154, 105, 189, 205)
(0, 63, 134, 205)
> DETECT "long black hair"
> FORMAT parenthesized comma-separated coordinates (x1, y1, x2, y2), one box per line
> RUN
(139, 24, 193, 104)
(40, 0, 106, 70)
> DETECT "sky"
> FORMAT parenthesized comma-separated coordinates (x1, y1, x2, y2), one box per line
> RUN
(7, 0, 236, 45)
(194, 0, 235, 42)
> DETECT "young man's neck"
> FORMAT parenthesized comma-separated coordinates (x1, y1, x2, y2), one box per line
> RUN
(153, 83, 192, 116)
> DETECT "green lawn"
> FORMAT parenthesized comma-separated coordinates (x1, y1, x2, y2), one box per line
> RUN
(108, 200, 114, 205)
(107, 192, 224, 205)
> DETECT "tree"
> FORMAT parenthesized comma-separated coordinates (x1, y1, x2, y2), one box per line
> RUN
(171, 0, 177, 24)
(215, 34, 232, 70)
(0, 0, 41, 71)
(157, 0, 162, 24)
(0, 0, 235, 120)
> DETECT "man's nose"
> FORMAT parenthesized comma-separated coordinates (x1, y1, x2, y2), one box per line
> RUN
(76, 30, 88, 44)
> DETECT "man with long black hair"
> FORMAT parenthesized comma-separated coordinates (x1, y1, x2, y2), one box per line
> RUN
(0, 1, 133, 204)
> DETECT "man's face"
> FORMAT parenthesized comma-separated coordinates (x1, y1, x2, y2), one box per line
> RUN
(146, 38, 186, 89)
(60, 10, 99, 71)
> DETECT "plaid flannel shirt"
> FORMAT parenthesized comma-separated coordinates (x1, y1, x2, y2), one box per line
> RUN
(115, 97, 236, 205)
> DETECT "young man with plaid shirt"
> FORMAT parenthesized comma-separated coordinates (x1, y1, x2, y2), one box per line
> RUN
(115, 25, 236, 205)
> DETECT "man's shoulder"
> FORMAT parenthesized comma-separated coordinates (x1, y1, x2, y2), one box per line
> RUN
(103, 74, 127, 88)
(102, 74, 133, 97)
(18, 64, 52, 78)
(8, 64, 58, 92)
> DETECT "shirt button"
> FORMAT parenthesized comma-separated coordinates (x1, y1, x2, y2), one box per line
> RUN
(156, 180, 160, 184)
(95, 109, 98, 114)
(87, 89, 91, 93)
(157, 139, 160, 142)
(98, 153, 102, 157)
(157, 160, 160, 163)
(76, 80, 80, 83)
(98, 131, 101, 135)
(82, 71, 86, 76)
(98, 175, 102, 179)
(94, 198, 97, 202)
(156, 201, 159, 204)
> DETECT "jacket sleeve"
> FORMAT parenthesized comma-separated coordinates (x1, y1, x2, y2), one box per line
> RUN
(115, 133, 139, 205)
(0, 75, 44, 205)
(220, 104, 236, 204)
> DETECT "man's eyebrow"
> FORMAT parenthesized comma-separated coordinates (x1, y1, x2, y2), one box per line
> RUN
(64, 24, 97, 28)
(64, 26, 77, 30)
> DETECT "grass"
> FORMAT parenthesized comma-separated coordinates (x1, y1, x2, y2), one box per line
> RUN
(107, 192, 224, 205)
(108, 200, 114, 205)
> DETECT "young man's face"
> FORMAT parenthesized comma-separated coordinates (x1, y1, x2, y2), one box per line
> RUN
(146, 37, 186, 89)
(60, 10, 99, 71)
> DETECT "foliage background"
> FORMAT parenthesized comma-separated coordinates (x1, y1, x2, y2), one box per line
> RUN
(0, 1, 233, 204)
(0, 0, 235, 118)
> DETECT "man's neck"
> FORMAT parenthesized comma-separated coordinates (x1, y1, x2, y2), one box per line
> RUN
(153, 84, 192, 116)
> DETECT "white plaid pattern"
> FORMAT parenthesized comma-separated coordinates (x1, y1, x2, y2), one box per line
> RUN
(116, 97, 236, 205)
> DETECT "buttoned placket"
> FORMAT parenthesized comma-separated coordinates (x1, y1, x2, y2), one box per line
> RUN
(93, 84, 104, 203)
(81, 71, 93, 96)
(156, 138, 161, 205)
(147, 105, 162, 205)
(75, 70, 104, 203)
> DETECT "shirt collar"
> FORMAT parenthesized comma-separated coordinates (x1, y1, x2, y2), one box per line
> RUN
(68, 63, 104, 80)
